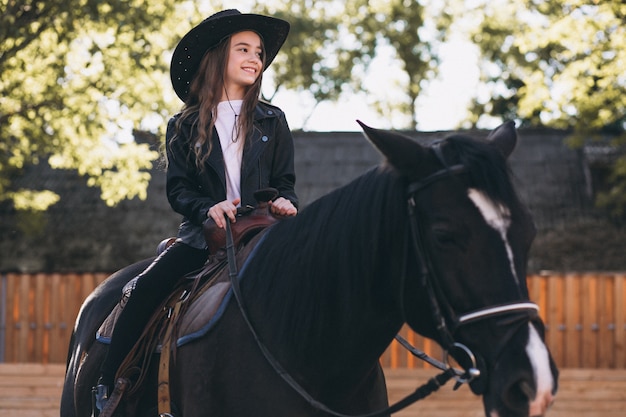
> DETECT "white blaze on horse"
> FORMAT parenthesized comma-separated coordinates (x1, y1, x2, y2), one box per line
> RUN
(62, 121, 558, 417)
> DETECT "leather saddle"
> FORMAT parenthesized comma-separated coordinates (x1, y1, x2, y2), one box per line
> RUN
(202, 188, 281, 254)
(156, 188, 282, 256)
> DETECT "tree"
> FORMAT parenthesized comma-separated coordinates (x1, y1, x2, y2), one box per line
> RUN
(465, 0, 626, 216)
(260, 0, 448, 129)
(259, 0, 374, 104)
(357, 0, 447, 128)
(2, 0, 447, 211)
(0, 0, 194, 211)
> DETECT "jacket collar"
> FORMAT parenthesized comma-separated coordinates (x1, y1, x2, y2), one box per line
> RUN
(200, 102, 280, 185)
(180, 101, 280, 125)
(253, 101, 281, 121)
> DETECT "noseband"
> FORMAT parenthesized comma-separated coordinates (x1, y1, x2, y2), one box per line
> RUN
(403, 144, 539, 391)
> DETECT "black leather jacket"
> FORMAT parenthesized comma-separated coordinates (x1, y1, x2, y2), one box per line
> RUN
(165, 101, 298, 248)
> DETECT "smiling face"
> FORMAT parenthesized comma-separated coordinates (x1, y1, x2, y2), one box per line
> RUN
(222, 30, 263, 100)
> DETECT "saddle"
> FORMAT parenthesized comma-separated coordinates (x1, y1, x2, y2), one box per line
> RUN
(155, 188, 281, 257)
(202, 188, 280, 254)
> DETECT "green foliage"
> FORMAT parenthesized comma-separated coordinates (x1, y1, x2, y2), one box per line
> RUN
(258, 0, 375, 102)
(465, 0, 626, 216)
(467, 0, 626, 130)
(1, 0, 443, 211)
(258, 0, 445, 128)
(0, 0, 190, 210)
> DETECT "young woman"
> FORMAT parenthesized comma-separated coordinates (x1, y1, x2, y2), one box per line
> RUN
(93, 9, 297, 415)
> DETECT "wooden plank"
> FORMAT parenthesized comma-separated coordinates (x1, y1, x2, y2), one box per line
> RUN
(386, 368, 626, 417)
(42, 274, 52, 364)
(10, 273, 23, 363)
(528, 274, 546, 319)
(34, 273, 46, 363)
(547, 274, 565, 367)
(0, 383, 62, 397)
(0, 364, 64, 414)
(81, 273, 94, 304)
(582, 273, 598, 367)
(1, 365, 626, 417)
(5, 273, 16, 362)
(614, 273, 625, 368)
(405, 328, 414, 367)
(557, 368, 626, 380)
(0, 363, 65, 376)
(58, 273, 73, 364)
(598, 276, 614, 367)
(564, 273, 580, 367)
(95, 273, 109, 290)
(48, 274, 61, 363)
(18, 275, 31, 363)
(69, 273, 82, 332)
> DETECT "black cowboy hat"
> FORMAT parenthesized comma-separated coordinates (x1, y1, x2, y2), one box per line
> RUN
(170, 9, 290, 101)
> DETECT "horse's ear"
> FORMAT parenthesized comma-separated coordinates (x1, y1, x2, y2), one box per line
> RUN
(357, 120, 427, 177)
(486, 121, 517, 159)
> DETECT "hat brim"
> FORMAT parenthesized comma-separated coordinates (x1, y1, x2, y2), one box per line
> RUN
(170, 12, 290, 102)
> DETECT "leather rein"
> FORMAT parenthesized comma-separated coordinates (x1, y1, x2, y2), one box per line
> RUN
(224, 219, 455, 417)
(224, 149, 538, 415)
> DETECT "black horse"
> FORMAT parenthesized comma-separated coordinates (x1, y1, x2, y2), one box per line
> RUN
(62, 121, 558, 417)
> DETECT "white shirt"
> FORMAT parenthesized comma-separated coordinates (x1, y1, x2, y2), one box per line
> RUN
(215, 100, 244, 205)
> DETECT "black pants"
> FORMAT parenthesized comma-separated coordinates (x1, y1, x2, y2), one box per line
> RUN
(99, 241, 208, 386)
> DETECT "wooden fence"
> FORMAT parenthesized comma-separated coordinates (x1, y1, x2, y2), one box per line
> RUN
(1, 273, 109, 363)
(2, 272, 625, 367)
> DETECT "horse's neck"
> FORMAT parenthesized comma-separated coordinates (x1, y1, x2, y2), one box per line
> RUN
(243, 176, 408, 378)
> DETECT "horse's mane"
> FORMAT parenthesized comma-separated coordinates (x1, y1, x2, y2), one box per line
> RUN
(241, 134, 520, 356)
(243, 166, 408, 355)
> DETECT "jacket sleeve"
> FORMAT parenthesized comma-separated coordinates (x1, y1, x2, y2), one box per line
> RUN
(165, 117, 217, 225)
(270, 112, 299, 209)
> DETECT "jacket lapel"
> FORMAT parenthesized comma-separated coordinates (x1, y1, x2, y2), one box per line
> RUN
(205, 129, 227, 191)
(241, 105, 275, 179)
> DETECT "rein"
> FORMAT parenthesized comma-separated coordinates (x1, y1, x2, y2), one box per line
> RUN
(224, 219, 456, 417)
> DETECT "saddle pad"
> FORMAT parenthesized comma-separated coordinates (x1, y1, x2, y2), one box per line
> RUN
(96, 229, 269, 348)
(96, 278, 232, 348)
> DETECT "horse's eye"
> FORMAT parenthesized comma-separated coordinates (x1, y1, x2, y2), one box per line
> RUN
(431, 226, 458, 247)
(429, 222, 470, 251)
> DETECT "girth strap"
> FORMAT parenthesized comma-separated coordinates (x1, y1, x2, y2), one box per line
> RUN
(99, 378, 130, 417)
(158, 297, 184, 416)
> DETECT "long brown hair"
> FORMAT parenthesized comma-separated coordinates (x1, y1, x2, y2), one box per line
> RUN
(172, 32, 265, 169)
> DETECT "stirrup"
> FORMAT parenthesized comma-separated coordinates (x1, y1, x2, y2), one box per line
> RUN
(92, 378, 130, 417)
(92, 383, 109, 417)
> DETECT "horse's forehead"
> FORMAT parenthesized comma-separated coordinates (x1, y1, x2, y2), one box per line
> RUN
(467, 189, 510, 230)
(467, 188, 520, 285)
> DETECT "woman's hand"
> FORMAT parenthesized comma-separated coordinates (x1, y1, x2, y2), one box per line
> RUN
(207, 198, 240, 229)
(269, 197, 297, 217)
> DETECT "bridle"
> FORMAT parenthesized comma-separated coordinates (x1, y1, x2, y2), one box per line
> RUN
(223, 144, 539, 416)
(402, 144, 540, 392)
